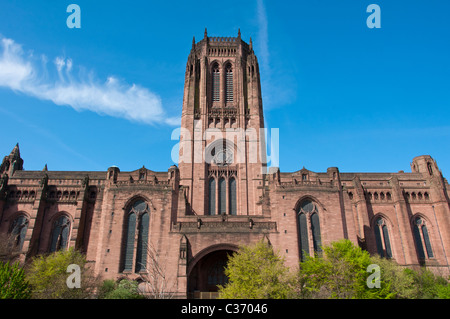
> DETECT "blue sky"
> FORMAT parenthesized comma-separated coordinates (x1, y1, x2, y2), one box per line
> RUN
(0, 1, 449, 177)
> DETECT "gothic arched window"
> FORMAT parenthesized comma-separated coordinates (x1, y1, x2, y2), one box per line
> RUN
(229, 177, 237, 215)
(212, 63, 220, 102)
(218, 177, 226, 215)
(225, 63, 233, 103)
(297, 199, 322, 261)
(374, 216, 392, 258)
(413, 216, 434, 259)
(9, 214, 29, 250)
(49, 215, 71, 253)
(208, 177, 216, 215)
(121, 199, 150, 273)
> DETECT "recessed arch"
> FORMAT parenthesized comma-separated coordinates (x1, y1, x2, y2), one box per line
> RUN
(187, 243, 239, 278)
(8, 212, 30, 251)
(295, 197, 323, 260)
(370, 212, 395, 228)
(122, 194, 154, 212)
(293, 195, 325, 215)
(120, 197, 152, 273)
(48, 212, 73, 253)
(411, 213, 434, 260)
(372, 214, 393, 258)
(8, 211, 30, 226)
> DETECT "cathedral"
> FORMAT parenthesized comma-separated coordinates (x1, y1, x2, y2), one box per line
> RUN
(0, 30, 449, 298)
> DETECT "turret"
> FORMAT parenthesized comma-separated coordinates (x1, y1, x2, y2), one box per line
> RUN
(0, 143, 24, 176)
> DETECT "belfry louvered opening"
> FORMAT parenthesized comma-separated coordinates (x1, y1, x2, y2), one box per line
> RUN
(225, 63, 233, 104)
(212, 63, 220, 102)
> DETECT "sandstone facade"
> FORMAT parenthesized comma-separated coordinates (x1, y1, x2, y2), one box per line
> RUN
(0, 31, 449, 298)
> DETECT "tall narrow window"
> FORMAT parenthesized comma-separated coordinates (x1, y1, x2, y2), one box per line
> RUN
(374, 217, 392, 258)
(218, 177, 226, 214)
(297, 199, 321, 261)
(413, 217, 434, 259)
(49, 215, 71, 253)
(413, 221, 425, 259)
(229, 177, 236, 215)
(9, 215, 29, 250)
(123, 212, 136, 271)
(298, 213, 309, 262)
(225, 64, 233, 103)
(427, 162, 433, 176)
(311, 213, 322, 254)
(212, 63, 220, 102)
(422, 225, 433, 258)
(374, 222, 384, 257)
(136, 212, 149, 272)
(382, 224, 392, 258)
(209, 177, 216, 215)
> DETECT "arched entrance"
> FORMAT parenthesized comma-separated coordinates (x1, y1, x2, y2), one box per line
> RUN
(187, 244, 237, 299)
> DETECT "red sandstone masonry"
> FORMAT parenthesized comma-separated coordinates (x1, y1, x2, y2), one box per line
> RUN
(0, 35, 449, 298)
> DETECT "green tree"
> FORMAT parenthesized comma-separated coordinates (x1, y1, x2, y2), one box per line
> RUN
(97, 279, 117, 299)
(298, 239, 393, 299)
(0, 261, 31, 299)
(436, 282, 450, 299)
(101, 279, 145, 299)
(369, 255, 417, 299)
(26, 248, 99, 299)
(218, 241, 295, 299)
(405, 267, 450, 299)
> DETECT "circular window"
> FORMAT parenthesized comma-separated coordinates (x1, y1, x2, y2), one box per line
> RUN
(206, 140, 234, 166)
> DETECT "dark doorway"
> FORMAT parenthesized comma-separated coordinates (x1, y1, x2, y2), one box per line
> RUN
(188, 249, 233, 296)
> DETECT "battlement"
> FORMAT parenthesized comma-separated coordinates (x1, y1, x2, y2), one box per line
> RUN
(208, 36, 238, 43)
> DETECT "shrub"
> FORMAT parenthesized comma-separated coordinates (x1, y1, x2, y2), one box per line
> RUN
(101, 279, 145, 299)
(0, 261, 31, 299)
(218, 241, 295, 299)
(26, 248, 99, 299)
(298, 239, 393, 299)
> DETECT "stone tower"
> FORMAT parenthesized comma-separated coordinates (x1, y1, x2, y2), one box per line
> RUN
(178, 29, 267, 217)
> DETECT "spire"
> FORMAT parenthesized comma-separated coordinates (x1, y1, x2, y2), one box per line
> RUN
(42, 163, 48, 172)
(204, 27, 208, 39)
(238, 28, 241, 39)
(3, 142, 24, 175)
(249, 37, 253, 51)
(192, 36, 196, 48)
(10, 143, 20, 159)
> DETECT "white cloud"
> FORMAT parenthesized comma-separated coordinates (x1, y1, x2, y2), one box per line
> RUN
(0, 36, 177, 125)
(54, 56, 65, 72)
(0, 38, 34, 90)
